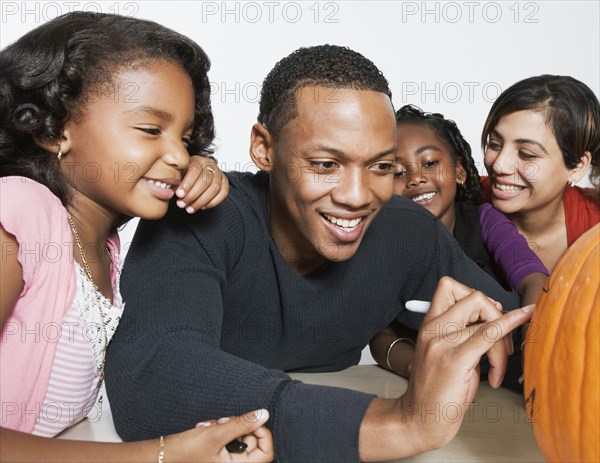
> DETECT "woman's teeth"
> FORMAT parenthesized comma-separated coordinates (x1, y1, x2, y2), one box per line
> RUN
(495, 183, 525, 192)
(323, 213, 362, 230)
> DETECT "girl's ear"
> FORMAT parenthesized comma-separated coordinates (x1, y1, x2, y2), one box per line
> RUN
(456, 163, 467, 184)
(569, 150, 592, 184)
(249, 123, 275, 172)
(35, 128, 73, 157)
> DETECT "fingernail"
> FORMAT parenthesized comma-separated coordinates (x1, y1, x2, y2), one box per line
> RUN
(521, 304, 535, 313)
(176, 200, 185, 208)
(186, 206, 195, 214)
(176, 189, 185, 197)
(252, 409, 269, 422)
(218, 416, 230, 424)
(196, 421, 212, 427)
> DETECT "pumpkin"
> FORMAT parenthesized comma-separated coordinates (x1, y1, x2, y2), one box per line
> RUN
(523, 223, 599, 463)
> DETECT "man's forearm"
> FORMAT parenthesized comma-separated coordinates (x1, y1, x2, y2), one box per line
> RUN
(359, 398, 416, 462)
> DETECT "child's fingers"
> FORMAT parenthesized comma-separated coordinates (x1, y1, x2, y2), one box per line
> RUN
(178, 170, 211, 204)
(196, 419, 217, 428)
(241, 434, 258, 452)
(231, 427, 274, 463)
(198, 176, 229, 209)
(183, 173, 228, 212)
(214, 409, 270, 448)
(178, 160, 206, 196)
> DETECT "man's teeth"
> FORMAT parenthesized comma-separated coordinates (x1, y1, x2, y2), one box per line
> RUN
(146, 179, 172, 189)
(495, 183, 525, 192)
(323, 213, 362, 230)
(412, 192, 436, 202)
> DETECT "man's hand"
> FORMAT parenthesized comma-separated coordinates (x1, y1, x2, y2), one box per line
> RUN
(359, 277, 535, 461)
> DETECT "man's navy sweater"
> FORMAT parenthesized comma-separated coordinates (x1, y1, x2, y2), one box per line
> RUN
(106, 171, 518, 462)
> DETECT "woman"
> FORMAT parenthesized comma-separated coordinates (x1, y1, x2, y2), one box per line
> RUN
(481, 74, 600, 272)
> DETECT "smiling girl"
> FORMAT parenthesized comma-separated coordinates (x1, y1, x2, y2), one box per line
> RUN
(392, 104, 548, 295)
(371, 104, 548, 390)
(0, 12, 271, 463)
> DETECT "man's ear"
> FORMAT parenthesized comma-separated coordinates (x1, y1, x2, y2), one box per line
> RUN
(35, 126, 73, 157)
(250, 123, 275, 172)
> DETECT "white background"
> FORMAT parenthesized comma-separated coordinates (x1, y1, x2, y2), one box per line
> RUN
(2, 1, 599, 173)
(2, 1, 599, 363)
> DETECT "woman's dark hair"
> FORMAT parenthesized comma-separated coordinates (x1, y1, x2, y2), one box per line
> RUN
(481, 74, 600, 188)
(0, 11, 214, 204)
(258, 44, 392, 135)
(395, 104, 483, 205)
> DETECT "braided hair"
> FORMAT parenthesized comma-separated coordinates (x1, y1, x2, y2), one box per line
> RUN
(395, 104, 483, 205)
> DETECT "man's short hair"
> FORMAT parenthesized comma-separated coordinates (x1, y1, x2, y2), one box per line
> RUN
(258, 44, 392, 135)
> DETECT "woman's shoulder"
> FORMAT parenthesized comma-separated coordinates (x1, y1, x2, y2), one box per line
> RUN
(564, 185, 600, 215)
(563, 185, 600, 245)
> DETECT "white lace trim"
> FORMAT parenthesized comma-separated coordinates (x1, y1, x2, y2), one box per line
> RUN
(73, 263, 124, 375)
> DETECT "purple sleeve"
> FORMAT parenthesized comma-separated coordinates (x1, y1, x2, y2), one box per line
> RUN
(479, 204, 549, 291)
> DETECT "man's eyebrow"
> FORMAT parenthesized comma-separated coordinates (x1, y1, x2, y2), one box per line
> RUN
(308, 144, 397, 161)
(124, 105, 173, 122)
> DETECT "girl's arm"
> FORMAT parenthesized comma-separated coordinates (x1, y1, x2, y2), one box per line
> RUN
(0, 428, 159, 463)
(175, 156, 229, 213)
(369, 322, 416, 378)
(0, 409, 272, 463)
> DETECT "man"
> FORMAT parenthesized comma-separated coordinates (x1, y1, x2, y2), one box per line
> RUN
(106, 45, 531, 462)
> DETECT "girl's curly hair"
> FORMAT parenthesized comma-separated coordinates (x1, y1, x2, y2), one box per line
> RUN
(0, 12, 215, 205)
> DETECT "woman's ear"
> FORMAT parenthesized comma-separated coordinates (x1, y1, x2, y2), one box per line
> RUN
(249, 123, 275, 172)
(569, 150, 592, 184)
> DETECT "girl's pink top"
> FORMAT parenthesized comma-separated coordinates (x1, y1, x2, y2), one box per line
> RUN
(0, 177, 121, 434)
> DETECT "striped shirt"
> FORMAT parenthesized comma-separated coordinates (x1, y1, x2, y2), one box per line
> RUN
(32, 264, 123, 437)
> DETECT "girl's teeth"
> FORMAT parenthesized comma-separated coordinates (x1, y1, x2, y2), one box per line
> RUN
(413, 192, 436, 202)
(496, 183, 525, 192)
(147, 179, 171, 189)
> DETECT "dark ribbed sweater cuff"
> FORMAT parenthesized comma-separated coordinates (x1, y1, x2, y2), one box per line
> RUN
(271, 380, 375, 462)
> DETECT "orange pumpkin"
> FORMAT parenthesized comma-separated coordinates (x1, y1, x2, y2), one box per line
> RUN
(524, 223, 599, 463)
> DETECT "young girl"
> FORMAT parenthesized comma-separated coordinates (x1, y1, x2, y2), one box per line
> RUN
(0, 11, 272, 463)
(391, 105, 549, 299)
(370, 104, 548, 389)
(481, 74, 600, 273)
